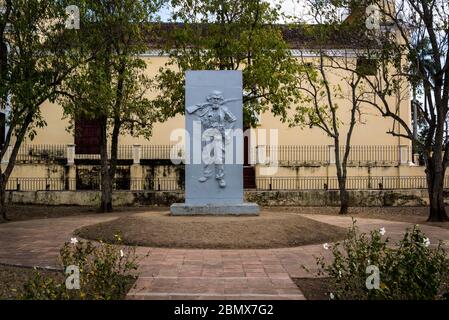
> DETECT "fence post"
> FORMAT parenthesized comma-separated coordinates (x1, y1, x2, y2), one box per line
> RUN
(257, 145, 266, 164)
(130, 162, 144, 191)
(129, 145, 143, 191)
(1, 145, 12, 164)
(67, 144, 75, 165)
(66, 144, 76, 191)
(132, 144, 141, 165)
(399, 145, 410, 165)
(328, 145, 335, 164)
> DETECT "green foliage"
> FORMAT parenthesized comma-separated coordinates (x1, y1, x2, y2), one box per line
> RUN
(153, 0, 301, 126)
(0, 0, 80, 219)
(20, 236, 140, 300)
(0, 0, 77, 144)
(58, 0, 164, 140)
(21, 271, 67, 300)
(316, 220, 449, 300)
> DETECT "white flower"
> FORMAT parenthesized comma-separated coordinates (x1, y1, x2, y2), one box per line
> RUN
(323, 243, 330, 250)
(423, 237, 430, 247)
(338, 270, 342, 278)
(329, 292, 335, 300)
(120, 249, 124, 258)
(70, 237, 78, 245)
(379, 227, 386, 236)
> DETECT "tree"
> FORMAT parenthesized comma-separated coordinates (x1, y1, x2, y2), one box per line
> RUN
(291, 53, 366, 214)
(153, 0, 300, 127)
(0, 0, 77, 221)
(302, 0, 449, 221)
(58, 0, 163, 212)
(349, 0, 449, 221)
(280, 1, 375, 214)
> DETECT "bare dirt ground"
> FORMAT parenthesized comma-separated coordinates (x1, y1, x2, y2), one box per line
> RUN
(3, 205, 449, 249)
(0, 205, 155, 222)
(2, 205, 448, 230)
(275, 206, 449, 230)
(4, 204, 446, 221)
(75, 210, 348, 249)
(293, 277, 333, 300)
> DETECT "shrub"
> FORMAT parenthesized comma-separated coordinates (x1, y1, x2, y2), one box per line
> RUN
(21, 271, 67, 300)
(315, 220, 449, 300)
(21, 235, 140, 300)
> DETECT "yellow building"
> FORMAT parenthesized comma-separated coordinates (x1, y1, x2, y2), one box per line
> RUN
(1, 23, 446, 193)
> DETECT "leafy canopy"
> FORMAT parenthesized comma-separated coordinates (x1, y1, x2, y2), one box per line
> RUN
(153, 0, 301, 126)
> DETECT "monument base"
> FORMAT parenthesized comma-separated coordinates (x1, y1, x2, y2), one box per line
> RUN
(170, 203, 260, 216)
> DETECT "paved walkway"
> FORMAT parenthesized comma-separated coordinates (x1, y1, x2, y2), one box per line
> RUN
(0, 213, 448, 300)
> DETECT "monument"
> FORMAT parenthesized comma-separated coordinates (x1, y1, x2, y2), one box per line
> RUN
(170, 71, 259, 215)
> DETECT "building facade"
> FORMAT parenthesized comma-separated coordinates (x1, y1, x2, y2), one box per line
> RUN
(1, 31, 447, 194)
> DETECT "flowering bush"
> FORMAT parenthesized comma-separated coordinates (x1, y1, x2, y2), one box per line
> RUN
(316, 220, 449, 300)
(21, 235, 139, 300)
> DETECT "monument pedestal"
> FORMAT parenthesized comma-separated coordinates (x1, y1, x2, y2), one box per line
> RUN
(170, 203, 260, 216)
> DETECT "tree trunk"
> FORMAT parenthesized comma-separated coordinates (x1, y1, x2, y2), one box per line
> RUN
(338, 178, 349, 214)
(334, 138, 350, 215)
(100, 174, 113, 213)
(99, 116, 113, 213)
(0, 113, 33, 220)
(0, 176, 7, 222)
(426, 158, 448, 221)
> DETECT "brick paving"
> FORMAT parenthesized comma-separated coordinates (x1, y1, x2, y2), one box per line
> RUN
(0, 212, 448, 299)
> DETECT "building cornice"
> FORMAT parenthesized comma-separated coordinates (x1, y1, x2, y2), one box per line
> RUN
(140, 49, 365, 58)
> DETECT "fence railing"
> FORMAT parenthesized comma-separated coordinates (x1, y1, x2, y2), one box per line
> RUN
(15, 144, 67, 163)
(260, 145, 329, 163)
(254, 176, 432, 190)
(74, 145, 134, 160)
(141, 145, 184, 160)
(5, 177, 75, 191)
(10, 144, 410, 165)
(6, 176, 447, 191)
(256, 145, 408, 165)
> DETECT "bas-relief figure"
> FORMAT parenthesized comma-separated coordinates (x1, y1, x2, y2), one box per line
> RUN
(170, 70, 259, 215)
(187, 90, 238, 188)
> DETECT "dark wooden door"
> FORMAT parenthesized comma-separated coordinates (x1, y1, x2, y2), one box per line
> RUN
(243, 126, 256, 189)
(75, 117, 102, 154)
(243, 166, 256, 189)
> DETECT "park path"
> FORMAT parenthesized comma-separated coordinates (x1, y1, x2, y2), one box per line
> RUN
(0, 212, 448, 299)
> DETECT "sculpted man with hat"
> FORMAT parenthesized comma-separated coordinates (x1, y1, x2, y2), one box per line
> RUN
(186, 90, 238, 188)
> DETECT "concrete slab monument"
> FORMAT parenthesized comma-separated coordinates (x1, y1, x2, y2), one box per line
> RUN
(170, 70, 259, 215)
